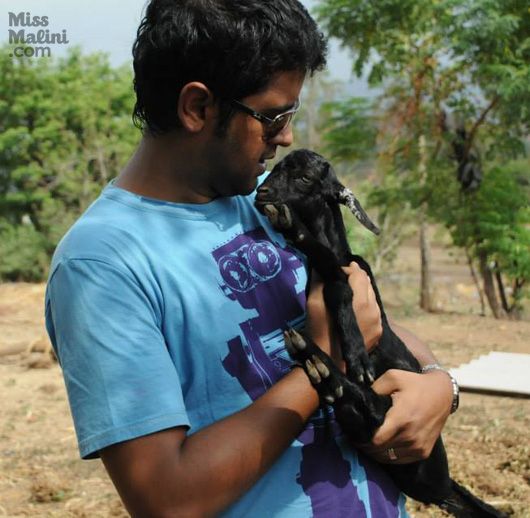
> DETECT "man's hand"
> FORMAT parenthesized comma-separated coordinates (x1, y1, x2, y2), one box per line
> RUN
(359, 369, 453, 464)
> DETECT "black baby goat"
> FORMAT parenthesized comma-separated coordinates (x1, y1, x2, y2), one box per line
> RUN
(254, 149, 504, 518)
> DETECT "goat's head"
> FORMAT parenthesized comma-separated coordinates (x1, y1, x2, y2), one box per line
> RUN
(255, 149, 380, 235)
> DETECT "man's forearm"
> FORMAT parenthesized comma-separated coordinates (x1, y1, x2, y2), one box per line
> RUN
(389, 320, 438, 367)
(177, 368, 319, 515)
(102, 368, 319, 517)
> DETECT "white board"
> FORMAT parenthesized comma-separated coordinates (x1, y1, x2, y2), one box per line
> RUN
(449, 352, 530, 397)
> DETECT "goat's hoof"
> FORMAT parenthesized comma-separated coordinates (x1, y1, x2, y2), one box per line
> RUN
(335, 386, 344, 399)
(351, 362, 375, 386)
(305, 359, 322, 384)
(312, 355, 330, 378)
(324, 395, 335, 404)
(287, 329, 307, 350)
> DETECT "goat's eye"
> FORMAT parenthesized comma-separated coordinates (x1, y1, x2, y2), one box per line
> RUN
(300, 176, 312, 185)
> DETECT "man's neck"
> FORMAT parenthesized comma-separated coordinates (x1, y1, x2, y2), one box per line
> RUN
(115, 134, 214, 204)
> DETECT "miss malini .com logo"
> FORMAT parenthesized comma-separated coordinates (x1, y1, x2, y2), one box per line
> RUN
(7, 11, 69, 58)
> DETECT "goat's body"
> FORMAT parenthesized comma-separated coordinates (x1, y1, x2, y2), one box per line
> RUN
(255, 149, 505, 517)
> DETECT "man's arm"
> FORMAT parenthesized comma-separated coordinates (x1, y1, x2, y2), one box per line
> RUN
(101, 367, 318, 517)
(390, 319, 438, 367)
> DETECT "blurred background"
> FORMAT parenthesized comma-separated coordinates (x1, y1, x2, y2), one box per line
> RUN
(0, 1, 529, 516)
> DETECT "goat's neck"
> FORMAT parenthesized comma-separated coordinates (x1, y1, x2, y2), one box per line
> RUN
(305, 204, 352, 266)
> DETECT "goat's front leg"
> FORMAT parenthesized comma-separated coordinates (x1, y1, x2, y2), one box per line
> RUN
(283, 328, 390, 443)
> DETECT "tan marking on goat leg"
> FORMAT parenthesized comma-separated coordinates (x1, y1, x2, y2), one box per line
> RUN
(289, 330, 307, 350)
(305, 359, 321, 384)
(335, 386, 344, 399)
(312, 355, 330, 378)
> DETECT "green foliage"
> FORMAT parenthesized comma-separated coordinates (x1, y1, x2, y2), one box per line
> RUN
(0, 221, 48, 281)
(316, 0, 530, 314)
(322, 98, 378, 163)
(292, 73, 345, 154)
(316, 0, 529, 147)
(338, 175, 417, 273)
(316, 0, 446, 82)
(434, 160, 530, 307)
(0, 47, 137, 281)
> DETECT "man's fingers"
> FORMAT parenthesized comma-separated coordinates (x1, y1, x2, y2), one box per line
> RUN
(356, 442, 420, 465)
(371, 369, 404, 396)
(370, 403, 402, 447)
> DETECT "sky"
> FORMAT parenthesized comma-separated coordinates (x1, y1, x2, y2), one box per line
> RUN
(1, 0, 372, 94)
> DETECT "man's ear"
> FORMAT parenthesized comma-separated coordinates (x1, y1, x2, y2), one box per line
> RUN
(177, 82, 216, 133)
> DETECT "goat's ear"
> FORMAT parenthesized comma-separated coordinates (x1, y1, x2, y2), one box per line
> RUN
(337, 187, 380, 235)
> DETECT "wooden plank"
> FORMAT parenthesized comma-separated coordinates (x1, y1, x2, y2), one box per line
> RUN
(450, 352, 530, 397)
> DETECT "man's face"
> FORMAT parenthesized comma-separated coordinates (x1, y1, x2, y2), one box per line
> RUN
(204, 70, 305, 198)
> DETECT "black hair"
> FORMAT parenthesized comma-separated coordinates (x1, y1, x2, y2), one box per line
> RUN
(132, 0, 327, 135)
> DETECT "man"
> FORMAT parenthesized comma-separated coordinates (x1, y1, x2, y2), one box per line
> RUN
(45, 1, 454, 516)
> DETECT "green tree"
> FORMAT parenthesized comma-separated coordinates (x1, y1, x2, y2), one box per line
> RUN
(431, 160, 530, 318)
(316, 0, 530, 317)
(0, 47, 137, 280)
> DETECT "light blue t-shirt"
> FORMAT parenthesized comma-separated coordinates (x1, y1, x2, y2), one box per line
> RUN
(45, 180, 407, 517)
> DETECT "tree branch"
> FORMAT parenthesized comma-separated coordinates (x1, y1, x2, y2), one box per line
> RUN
(464, 95, 500, 156)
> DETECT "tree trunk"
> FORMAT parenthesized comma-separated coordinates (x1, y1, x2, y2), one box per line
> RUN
(495, 266, 510, 314)
(465, 247, 486, 316)
(478, 250, 505, 319)
(418, 134, 434, 312)
(419, 219, 434, 311)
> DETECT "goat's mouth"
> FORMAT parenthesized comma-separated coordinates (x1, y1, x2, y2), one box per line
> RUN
(254, 201, 293, 230)
(254, 191, 275, 206)
(254, 198, 275, 214)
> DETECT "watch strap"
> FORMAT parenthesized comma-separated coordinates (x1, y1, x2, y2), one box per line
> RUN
(421, 363, 460, 414)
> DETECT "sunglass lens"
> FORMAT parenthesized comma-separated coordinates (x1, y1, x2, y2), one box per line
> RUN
(266, 113, 292, 138)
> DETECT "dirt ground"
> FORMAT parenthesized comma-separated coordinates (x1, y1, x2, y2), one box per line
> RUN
(1, 237, 529, 517)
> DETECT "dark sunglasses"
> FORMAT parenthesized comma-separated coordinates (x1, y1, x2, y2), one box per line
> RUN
(230, 99, 300, 140)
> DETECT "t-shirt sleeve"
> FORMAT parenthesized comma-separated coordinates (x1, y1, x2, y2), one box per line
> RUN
(45, 258, 190, 459)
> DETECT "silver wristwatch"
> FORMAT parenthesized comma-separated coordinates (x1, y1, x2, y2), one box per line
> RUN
(421, 363, 460, 414)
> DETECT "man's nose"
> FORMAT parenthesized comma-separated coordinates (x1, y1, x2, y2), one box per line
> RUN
(268, 124, 294, 147)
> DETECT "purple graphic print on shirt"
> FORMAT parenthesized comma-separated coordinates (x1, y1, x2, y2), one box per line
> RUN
(213, 228, 400, 517)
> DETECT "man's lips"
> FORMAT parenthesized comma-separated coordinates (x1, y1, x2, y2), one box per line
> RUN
(259, 154, 276, 164)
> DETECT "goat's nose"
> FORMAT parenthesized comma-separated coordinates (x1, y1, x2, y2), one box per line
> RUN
(257, 186, 269, 195)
